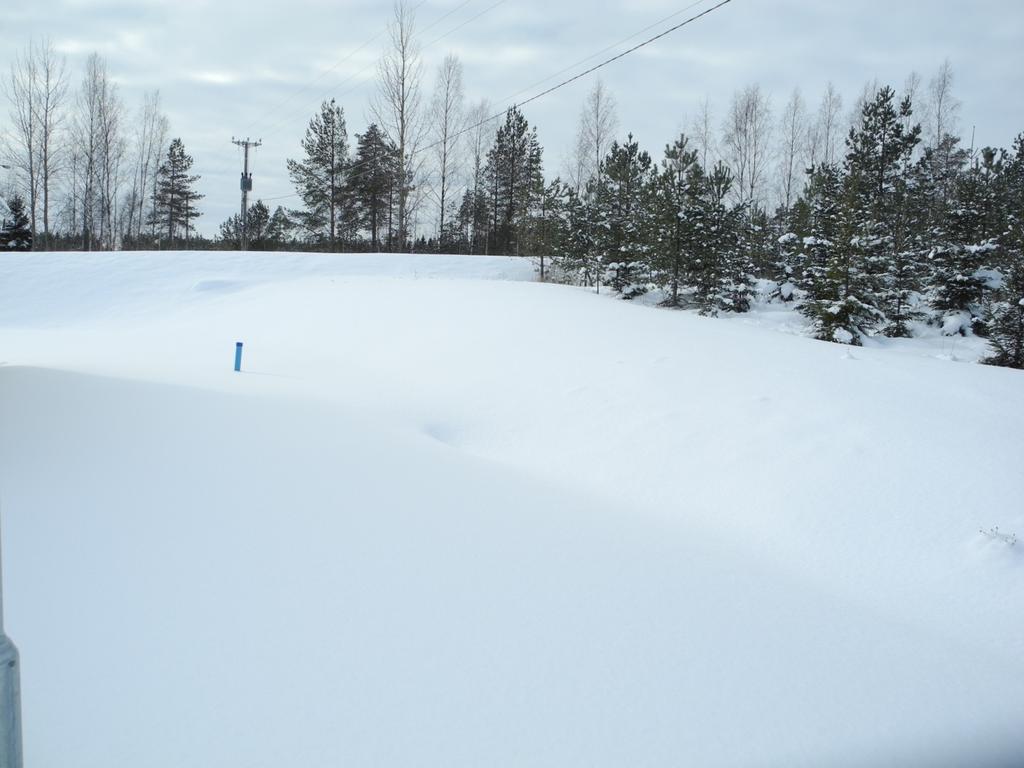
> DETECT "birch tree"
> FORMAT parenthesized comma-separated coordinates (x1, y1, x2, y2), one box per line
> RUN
(777, 89, 808, 210)
(3, 43, 40, 244)
(73, 54, 102, 249)
(458, 99, 495, 253)
(97, 69, 125, 249)
(807, 82, 844, 169)
(690, 97, 717, 172)
(72, 53, 123, 250)
(124, 91, 168, 246)
(722, 84, 772, 209)
(567, 79, 617, 193)
(26, 41, 70, 250)
(925, 60, 960, 150)
(429, 53, 464, 245)
(372, 0, 426, 251)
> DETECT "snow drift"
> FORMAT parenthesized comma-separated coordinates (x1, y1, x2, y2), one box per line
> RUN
(0, 252, 1022, 767)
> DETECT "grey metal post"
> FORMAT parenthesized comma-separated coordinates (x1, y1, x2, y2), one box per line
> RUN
(231, 137, 262, 252)
(0, 509, 23, 768)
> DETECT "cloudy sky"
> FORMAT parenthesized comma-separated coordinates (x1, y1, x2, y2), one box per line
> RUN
(2, 0, 1023, 235)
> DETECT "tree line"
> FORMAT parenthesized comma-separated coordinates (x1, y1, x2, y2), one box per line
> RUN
(2, 5, 1022, 367)
(543, 88, 1024, 370)
(0, 41, 209, 251)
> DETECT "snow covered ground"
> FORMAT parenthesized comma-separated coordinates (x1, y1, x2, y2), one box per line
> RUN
(0, 251, 1022, 767)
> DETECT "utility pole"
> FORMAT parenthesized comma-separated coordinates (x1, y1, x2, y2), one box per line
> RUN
(231, 137, 262, 251)
(0, 507, 23, 768)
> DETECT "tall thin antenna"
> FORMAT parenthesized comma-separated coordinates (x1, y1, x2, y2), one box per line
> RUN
(231, 137, 263, 251)
(0, 501, 23, 768)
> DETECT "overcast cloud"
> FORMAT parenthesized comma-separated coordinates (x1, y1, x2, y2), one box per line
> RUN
(2, 0, 1023, 235)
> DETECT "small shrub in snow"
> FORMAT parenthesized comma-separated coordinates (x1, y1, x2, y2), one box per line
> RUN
(979, 527, 1017, 546)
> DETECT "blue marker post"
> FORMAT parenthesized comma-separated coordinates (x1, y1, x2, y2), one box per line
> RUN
(234, 342, 244, 373)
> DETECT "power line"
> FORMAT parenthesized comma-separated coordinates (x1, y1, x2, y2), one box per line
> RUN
(424, 0, 506, 48)
(259, 0, 734, 204)
(504, 0, 732, 118)
(496, 0, 712, 106)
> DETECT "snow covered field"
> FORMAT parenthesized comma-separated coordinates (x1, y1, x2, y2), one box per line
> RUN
(1, 251, 1022, 767)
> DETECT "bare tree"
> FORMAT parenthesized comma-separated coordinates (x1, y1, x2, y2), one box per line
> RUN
(462, 98, 495, 253)
(847, 79, 879, 134)
(2, 40, 70, 251)
(124, 91, 168, 245)
(429, 53, 464, 243)
(925, 59, 961, 149)
(565, 127, 589, 194)
(901, 71, 924, 146)
(807, 82, 844, 168)
(371, 0, 427, 250)
(72, 53, 124, 250)
(903, 71, 922, 107)
(690, 96, 717, 172)
(72, 56, 101, 249)
(722, 83, 773, 209)
(3, 43, 40, 244)
(60, 145, 82, 238)
(567, 79, 617, 193)
(97, 74, 125, 249)
(922, 60, 962, 210)
(776, 88, 808, 210)
(35, 41, 69, 250)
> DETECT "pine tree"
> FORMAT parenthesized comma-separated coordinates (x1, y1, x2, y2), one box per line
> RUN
(775, 230, 802, 302)
(1, 195, 32, 251)
(482, 107, 543, 255)
(524, 178, 567, 280)
(650, 135, 702, 307)
(593, 135, 654, 299)
(349, 123, 399, 251)
(798, 163, 880, 343)
(773, 195, 817, 303)
(149, 138, 203, 246)
(553, 183, 601, 288)
(928, 147, 1002, 334)
(268, 205, 291, 246)
(287, 100, 352, 248)
(843, 86, 922, 338)
(801, 87, 921, 344)
(918, 133, 970, 234)
(688, 163, 750, 315)
(219, 200, 289, 250)
(985, 135, 1024, 368)
(985, 264, 1024, 368)
(801, 166, 845, 294)
(455, 183, 490, 255)
(744, 206, 780, 281)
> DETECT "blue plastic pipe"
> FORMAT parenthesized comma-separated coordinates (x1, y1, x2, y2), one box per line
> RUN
(234, 342, 244, 372)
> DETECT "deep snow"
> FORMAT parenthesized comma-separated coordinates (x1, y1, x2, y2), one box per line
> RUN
(0, 252, 1022, 767)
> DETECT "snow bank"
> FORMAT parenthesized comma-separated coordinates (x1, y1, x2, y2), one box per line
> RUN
(0, 251, 1022, 767)
(0, 251, 534, 327)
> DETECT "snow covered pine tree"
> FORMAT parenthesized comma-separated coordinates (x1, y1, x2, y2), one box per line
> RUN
(0, 195, 32, 251)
